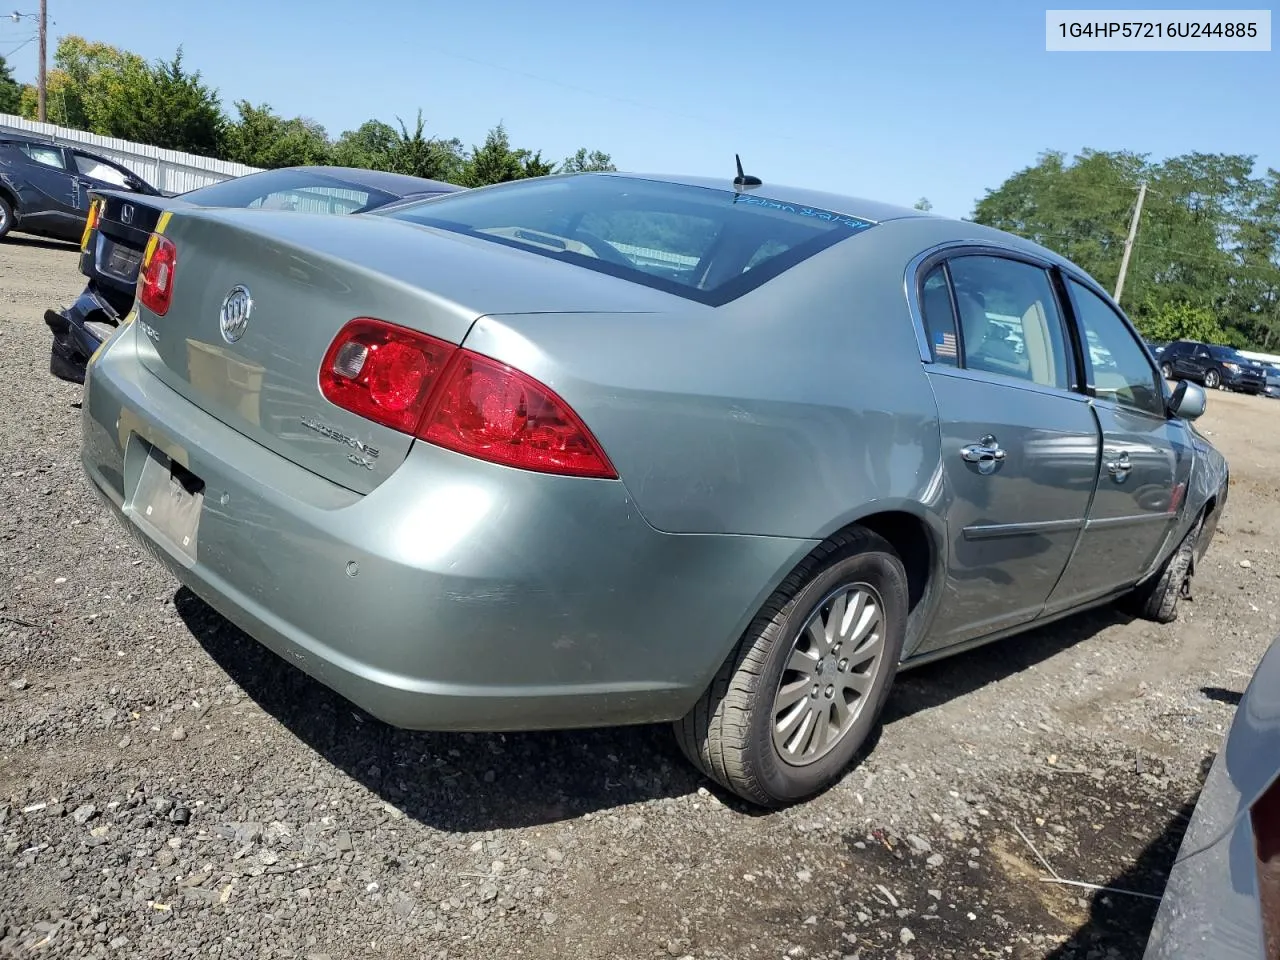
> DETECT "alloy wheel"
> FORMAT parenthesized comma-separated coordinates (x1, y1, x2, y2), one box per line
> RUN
(772, 583, 887, 766)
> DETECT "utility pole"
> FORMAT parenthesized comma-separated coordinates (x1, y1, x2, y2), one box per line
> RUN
(36, 0, 47, 121)
(1114, 180, 1147, 305)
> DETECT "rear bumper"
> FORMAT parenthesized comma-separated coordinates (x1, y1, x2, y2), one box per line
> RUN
(45, 283, 132, 383)
(82, 323, 813, 731)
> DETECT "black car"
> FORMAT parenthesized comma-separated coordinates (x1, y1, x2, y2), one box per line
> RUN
(46, 165, 464, 383)
(0, 133, 161, 243)
(1158, 340, 1268, 395)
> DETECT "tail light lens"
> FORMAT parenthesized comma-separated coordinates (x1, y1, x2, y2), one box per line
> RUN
(1252, 775, 1280, 959)
(319, 319, 455, 434)
(422, 352, 617, 479)
(320, 319, 617, 480)
(138, 233, 177, 316)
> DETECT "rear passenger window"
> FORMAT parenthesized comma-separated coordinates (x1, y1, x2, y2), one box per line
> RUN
(20, 144, 64, 169)
(947, 256, 1071, 391)
(919, 265, 959, 366)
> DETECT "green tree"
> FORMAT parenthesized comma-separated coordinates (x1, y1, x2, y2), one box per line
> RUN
(0, 56, 21, 114)
(225, 101, 330, 168)
(913, 197, 932, 212)
(20, 35, 145, 128)
(516, 148, 555, 179)
(379, 110, 465, 182)
(561, 148, 616, 173)
(973, 148, 1280, 350)
(1136, 299, 1225, 343)
(463, 123, 524, 186)
(98, 49, 225, 156)
(330, 119, 399, 169)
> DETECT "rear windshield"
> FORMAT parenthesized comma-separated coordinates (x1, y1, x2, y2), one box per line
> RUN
(376, 174, 875, 306)
(183, 168, 398, 215)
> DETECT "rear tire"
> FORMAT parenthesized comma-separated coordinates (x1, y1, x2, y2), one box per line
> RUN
(0, 196, 13, 240)
(674, 527, 907, 808)
(1160, 362, 1173, 379)
(1121, 514, 1203, 624)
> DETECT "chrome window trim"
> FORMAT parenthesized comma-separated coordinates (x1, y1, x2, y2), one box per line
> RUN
(924, 363, 1094, 404)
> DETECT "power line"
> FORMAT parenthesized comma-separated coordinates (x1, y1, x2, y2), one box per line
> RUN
(2, 33, 34, 56)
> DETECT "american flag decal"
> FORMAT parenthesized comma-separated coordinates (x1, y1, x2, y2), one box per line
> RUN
(934, 330, 958, 359)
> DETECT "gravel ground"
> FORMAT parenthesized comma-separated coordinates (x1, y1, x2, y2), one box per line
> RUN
(1, 234, 1277, 960)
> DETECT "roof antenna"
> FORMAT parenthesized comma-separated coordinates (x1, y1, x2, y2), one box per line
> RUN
(733, 154, 762, 187)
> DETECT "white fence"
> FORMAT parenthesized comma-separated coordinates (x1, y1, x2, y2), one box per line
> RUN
(0, 113, 260, 194)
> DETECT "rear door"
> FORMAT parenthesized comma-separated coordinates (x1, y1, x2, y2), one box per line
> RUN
(12, 143, 80, 237)
(1043, 277, 1188, 614)
(914, 251, 1102, 653)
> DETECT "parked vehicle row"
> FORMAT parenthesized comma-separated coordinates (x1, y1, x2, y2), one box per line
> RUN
(71, 169, 1229, 808)
(1159, 340, 1271, 395)
(44, 165, 463, 384)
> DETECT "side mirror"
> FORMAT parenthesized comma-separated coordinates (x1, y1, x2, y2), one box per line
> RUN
(1168, 379, 1207, 420)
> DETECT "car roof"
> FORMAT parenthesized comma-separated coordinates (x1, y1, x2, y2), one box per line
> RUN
(574, 171, 934, 225)
(287, 165, 462, 197)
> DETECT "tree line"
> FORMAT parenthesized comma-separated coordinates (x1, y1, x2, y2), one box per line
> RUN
(0, 37, 616, 185)
(971, 149, 1280, 352)
(3, 44, 1276, 350)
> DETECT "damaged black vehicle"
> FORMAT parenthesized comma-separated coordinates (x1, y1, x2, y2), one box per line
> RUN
(0, 133, 161, 244)
(46, 165, 463, 383)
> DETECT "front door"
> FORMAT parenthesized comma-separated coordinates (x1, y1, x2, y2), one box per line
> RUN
(914, 255, 1102, 653)
(1044, 278, 1190, 614)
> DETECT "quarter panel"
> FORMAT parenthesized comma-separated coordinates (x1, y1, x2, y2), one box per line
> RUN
(464, 219, 948, 540)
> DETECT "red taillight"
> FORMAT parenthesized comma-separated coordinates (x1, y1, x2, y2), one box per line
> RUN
(1253, 775, 1280, 958)
(319, 319, 617, 480)
(422, 352, 617, 479)
(138, 234, 177, 317)
(319, 319, 455, 434)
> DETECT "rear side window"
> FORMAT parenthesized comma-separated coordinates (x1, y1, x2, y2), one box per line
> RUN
(379, 175, 876, 306)
(20, 144, 63, 169)
(946, 255, 1072, 391)
(919, 265, 959, 366)
(73, 153, 129, 186)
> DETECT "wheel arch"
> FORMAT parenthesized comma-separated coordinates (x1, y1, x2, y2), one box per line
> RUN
(807, 502, 946, 657)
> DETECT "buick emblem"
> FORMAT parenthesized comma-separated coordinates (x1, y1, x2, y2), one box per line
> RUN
(121, 204, 134, 225)
(219, 285, 253, 343)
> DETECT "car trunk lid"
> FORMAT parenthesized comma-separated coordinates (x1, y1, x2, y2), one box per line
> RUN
(133, 207, 673, 494)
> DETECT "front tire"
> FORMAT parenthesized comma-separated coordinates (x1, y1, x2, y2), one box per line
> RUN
(674, 527, 907, 808)
(1121, 514, 1203, 624)
(1204, 369, 1221, 389)
(0, 196, 13, 240)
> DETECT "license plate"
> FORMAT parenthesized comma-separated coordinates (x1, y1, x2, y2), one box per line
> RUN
(127, 441, 205, 565)
(105, 244, 141, 278)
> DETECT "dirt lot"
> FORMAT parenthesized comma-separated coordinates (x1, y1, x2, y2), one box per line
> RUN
(0, 234, 1276, 960)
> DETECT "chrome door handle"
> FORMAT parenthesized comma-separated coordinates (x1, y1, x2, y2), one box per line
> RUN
(1105, 450, 1132, 483)
(961, 435, 1006, 476)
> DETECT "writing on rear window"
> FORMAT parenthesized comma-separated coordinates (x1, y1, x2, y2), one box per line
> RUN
(731, 193, 875, 231)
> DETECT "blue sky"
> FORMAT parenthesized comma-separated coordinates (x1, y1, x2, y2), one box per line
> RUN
(2, 0, 1276, 217)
